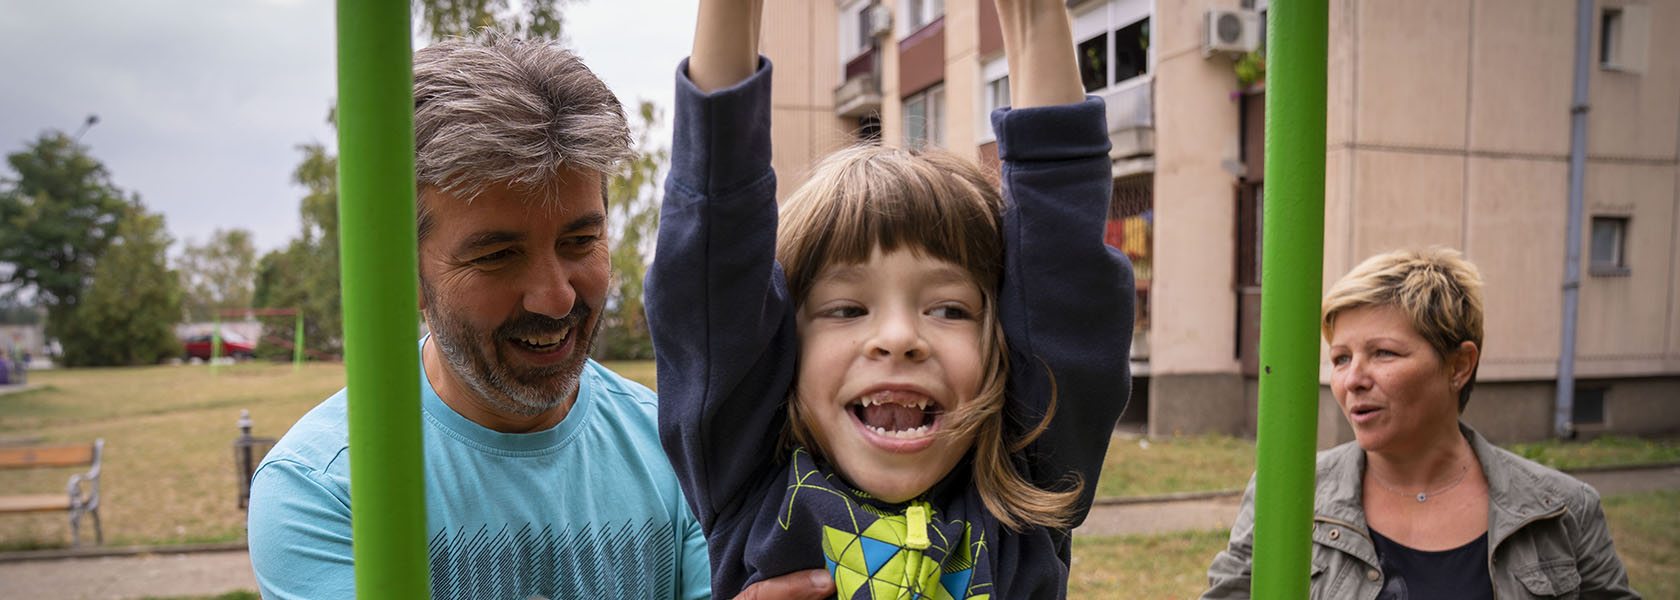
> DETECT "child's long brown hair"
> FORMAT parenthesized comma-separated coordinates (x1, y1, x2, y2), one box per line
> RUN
(776, 144, 1082, 531)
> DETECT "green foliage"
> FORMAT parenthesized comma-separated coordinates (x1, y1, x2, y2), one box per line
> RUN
(1236, 47, 1263, 87)
(0, 132, 129, 341)
(253, 143, 342, 360)
(414, 0, 578, 41)
(597, 101, 667, 360)
(177, 228, 257, 321)
(57, 203, 183, 366)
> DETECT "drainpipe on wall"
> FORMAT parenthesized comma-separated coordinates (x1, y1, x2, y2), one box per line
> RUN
(1556, 0, 1593, 439)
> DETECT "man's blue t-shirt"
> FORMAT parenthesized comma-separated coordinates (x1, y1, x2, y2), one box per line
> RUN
(248, 354, 710, 599)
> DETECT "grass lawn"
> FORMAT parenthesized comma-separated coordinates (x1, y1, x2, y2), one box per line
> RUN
(0, 362, 349, 550)
(1095, 435, 1256, 498)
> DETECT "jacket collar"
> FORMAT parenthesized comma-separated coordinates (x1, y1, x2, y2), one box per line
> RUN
(1465, 423, 1570, 546)
(1312, 423, 1569, 548)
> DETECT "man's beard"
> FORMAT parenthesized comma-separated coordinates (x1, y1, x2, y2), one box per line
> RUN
(425, 298, 599, 417)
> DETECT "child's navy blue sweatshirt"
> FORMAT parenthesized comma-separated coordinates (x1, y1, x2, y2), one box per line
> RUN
(647, 58, 1135, 600)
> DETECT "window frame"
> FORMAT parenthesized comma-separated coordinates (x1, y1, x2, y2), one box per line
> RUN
(903, 84, 946, 149)
(977, 55, 1010, 144)
(1588, 215, 1631, 276)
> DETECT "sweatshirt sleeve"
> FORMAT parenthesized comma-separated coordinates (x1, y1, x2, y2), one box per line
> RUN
(991, 97, 1136, 525)
(647, 57, 796, 534)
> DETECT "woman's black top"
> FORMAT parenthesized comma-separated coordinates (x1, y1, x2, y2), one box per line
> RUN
(1369, 527, 1495, 600)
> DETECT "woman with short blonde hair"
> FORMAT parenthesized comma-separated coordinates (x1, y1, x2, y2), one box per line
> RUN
(1204, 247, 1639, 599)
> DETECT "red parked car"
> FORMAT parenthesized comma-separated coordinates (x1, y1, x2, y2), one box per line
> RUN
(183, 331, 257, 360)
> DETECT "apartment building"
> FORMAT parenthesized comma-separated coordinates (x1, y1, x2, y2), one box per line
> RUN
(760, 0, 1680, 444)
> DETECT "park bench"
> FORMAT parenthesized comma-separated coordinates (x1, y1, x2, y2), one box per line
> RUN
(0, 439, 104, 546)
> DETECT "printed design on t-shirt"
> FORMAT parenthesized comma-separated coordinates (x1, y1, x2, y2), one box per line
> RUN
(782, 448, 992, 599)
(428, 519, 676, 599)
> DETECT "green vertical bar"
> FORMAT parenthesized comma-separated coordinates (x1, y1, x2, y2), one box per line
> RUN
(336, 1, 428, 598)
(1253, 0, 1328, 598)
(211, 313, 222, 375)
(294, 312, 305, 371)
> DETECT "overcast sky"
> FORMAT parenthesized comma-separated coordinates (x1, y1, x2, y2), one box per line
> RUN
(0, 0, 698, 256)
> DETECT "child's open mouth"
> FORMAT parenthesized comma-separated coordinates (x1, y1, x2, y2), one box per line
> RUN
(849, 390, 943, 439)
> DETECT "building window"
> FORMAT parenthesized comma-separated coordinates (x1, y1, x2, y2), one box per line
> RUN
(1072, 0, 1151, 93)
(1572, 386, 1606, 426)
(839, 0, 874, 63)
(857, 114, 882, 144)
(1113, 18, 1150, 83)
(1589, 216, 1630, 275)
(1077, 33, 1109, 93)
(1599, 5, 1648, 73)
(1600, 8, 1621, 66)
(979, 56, 1009, 143)
(904, 84, 945, 149)
(903, 0, 944, 34)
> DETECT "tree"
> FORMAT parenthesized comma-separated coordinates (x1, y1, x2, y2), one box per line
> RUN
(58, 202, 183, 366)
(178, 228, 257, 322)
(598, 100, 667, 360)
(254, 143, 343, 359)
(415, 0, 579, 41)
(0, 132, 129, 342)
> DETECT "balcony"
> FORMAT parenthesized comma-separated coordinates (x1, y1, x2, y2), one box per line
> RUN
(1099, 75, 1154, 166)
(834, 47, 882, 118)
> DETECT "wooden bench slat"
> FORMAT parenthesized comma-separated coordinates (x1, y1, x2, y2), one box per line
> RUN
(0, 444, 96, 469)
(0, 494, 74, 513)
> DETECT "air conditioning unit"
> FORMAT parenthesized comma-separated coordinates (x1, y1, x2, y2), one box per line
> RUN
(1203, 9, 1261, 57)
(866, 3, 893, 38)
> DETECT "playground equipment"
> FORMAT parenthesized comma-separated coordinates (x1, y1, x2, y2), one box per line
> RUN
(333, 0, 1326, 597)
(1250, 2, 1327, 598)
(209, 308, 308, 374)
(337, 1, 430, 597)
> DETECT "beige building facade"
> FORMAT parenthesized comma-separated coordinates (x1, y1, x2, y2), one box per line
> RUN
(759, 0, 1680, 445)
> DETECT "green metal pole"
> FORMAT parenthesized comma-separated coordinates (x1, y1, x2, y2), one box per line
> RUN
(336, 1, 428, 597)
(211, 313, 222, 375)
(1252, 1, 1328, 598)
(293, 312, 305, 371)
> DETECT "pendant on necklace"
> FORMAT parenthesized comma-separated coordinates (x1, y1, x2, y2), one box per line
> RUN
(1417, 493, 1428, 502)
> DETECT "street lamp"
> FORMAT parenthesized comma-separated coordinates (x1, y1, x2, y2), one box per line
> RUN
(72, 114, 99, 142)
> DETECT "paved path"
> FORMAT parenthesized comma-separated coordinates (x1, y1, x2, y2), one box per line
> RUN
(2, 465, 1673, 599)
(0, 549, 255, 600)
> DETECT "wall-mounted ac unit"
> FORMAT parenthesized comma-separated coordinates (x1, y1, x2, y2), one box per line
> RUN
(1203, 9, 1261, 57)
(866, 3, 893, 38)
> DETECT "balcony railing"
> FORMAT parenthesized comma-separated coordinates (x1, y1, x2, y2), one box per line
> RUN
(834, 47, 882, 118)
(1099, 75, 1153, 159)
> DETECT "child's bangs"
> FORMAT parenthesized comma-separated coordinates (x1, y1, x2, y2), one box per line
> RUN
(778, 145, 1003, 302)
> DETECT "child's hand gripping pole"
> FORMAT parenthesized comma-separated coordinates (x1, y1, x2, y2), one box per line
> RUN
(691, 0, 763, 93)
(994, 0, 1085, 109)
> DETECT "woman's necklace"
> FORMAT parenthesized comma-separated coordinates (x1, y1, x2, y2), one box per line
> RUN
(1372, 461, 1469, 503)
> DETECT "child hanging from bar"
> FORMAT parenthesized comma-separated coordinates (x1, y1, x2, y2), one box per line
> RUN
(647, 0, 1135, 597)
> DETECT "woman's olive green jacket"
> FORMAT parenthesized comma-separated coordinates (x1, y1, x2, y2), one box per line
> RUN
(1202, 423, 1639, 599)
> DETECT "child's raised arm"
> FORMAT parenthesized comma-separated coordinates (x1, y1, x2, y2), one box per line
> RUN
(690, 0, 762, 93)
(988, 0, 1136, 528)
(995, 0, 1083, 109)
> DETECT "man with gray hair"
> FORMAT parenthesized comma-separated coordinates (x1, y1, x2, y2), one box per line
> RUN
(247, 34, 832, 599)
